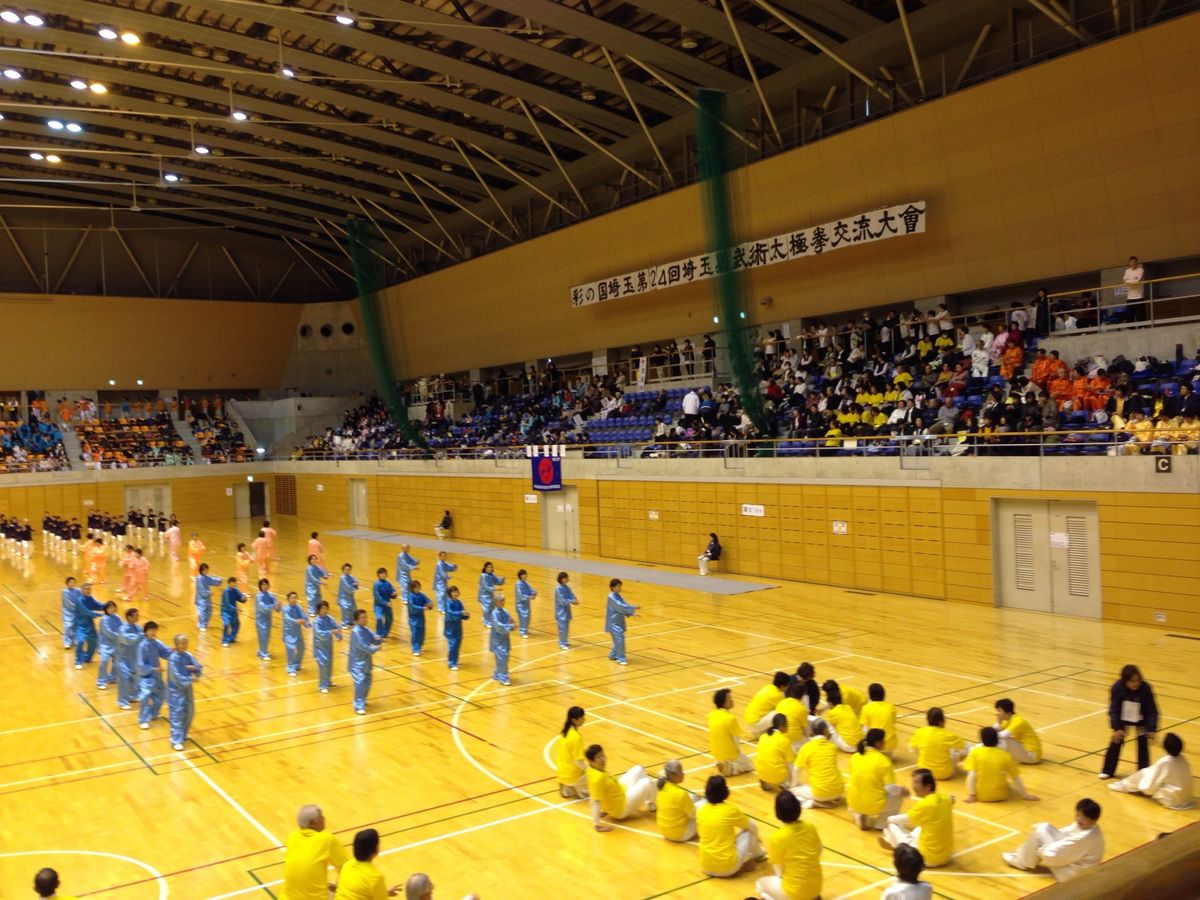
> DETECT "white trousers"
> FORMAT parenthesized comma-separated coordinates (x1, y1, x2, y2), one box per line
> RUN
(560, 774, 589, 799)
(698, 555, 709, 575)
(1000, 734, 1040, 764)
(882, 817, 925, 859)
(1111, 763, 1192, 810)
(1008, 822, 1061, 871)
(718, 752, 755, 776)
(748, 711, 776, 739)
(850, 783, 905, 830)
(434, 526, 445, 540)
(790, 784, 842, 808)
(756, 875, 789, 900)
(618, 765, 656, 819)
(705, 828, 763, 877)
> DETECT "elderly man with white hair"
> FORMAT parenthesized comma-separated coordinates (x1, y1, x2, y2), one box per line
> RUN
(404, 872, 479, 900)
(281, 803, 348, 900)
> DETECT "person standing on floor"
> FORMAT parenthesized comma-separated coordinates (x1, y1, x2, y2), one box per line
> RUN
(137, 620, 170, 730)
(131, 548, 150, 602)
(235, 543, 253, 589)
(395, 544, 419, 599)
(513, 569, 537, 639)
(252, 529, 271, 577)
(698, 532, 722, 576)
(312, 600, 343, 693)
(115, 607, 144, 710)
(262, 520, 278, 561)
(194, 563, 223, 633)
(305, 555, 330, 616)
(348, 608, 382, 715)
(433, 551, 456, 614)
(187, 532, 205, 577)
(61, 575, 80, 650)
(553, 571, 578, 650)
(255, 578, 280, 661)
(406, 579, 434, 657)
(96, 600, 121, 690)
(604, 578, 637, 666)
(337, 563, 359, 627)
(281, 803, 349, 900)
(373, 567, 397, 640)
(443, 585, 469, 671)
(307, 532, 325, 569)
(72, 582, 104, 669)
(489, 594, 515, 686)
(1101, 664, 1158, 779)
(220, 577, 247, 647)
(167, 633, 202, 751)
(477, 562, 504, 627)
(282, 591, 311, 677)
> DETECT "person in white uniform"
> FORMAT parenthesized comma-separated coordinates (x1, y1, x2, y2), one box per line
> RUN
(881, 845, 933, 900)
(1003, 798, 1104, 882)
(1109, 732, 1192, 809)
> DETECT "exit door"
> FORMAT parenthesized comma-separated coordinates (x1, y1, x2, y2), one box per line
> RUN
(349, 479, 369, 526)
(249, 482, 267, 518)
(993, 499, 1102, 618)
(541, 485, 580, 553)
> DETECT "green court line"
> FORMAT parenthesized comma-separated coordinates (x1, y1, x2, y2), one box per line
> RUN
(640, 875, 712, 898)
(78, 692, 157, 775)
(13, 624, 47, 658)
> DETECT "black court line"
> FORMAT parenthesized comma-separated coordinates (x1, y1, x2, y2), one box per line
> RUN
(13, 624, 46, 658)
(190, 737, 221, 764)
(77, 692, 157, 775)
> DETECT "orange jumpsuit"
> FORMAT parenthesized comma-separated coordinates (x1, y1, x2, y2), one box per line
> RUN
(188, 538, 205, 576)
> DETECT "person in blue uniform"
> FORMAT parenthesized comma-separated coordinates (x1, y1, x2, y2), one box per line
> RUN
(554, 571, 579, 651)
(220, 577, 247, 646)
(304, 555, 329, 615)
(115, 607, 144, 710)
(478, 561, 505, 627)
(137, 620, 171, 729)
(348, 608, 382, 714)
(443, 585, 470, 671)
(194, 563, 223, 632)
(61, 576, 80, 649)
(337, 563, 359, 627)
(167, 633, 202, 751)
(73, 582, 104, 668)
(433, 551, 457, 614)
(312, 600, 343, 693)
(373, 568, 397, 639)
(255, 577, 279, 661)
(514, 569, 537, 639)
(605, 578, 638, 666)
(489, 594, 515, 686)
(281, 591, 311, 677)
(96, 600, 122, 689)
(407, 579, 434, 657)
(394, 544, 419, 598)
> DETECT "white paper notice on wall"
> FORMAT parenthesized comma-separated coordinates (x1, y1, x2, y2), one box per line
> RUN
(1049, 531, 1069, 549)
(524, 494, 538, 504)
(741, 504, 765, 517)
(316, 484, 325, 492)
(225, 488, 233, 497)
(648, 510, 659, 520)
(831, 520, 848, 535)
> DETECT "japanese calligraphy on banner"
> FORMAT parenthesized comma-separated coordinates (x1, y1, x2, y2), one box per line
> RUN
(570, 201, 927, 308)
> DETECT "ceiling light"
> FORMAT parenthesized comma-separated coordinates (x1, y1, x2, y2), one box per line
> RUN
(279, 65, 295, 78)
(581, 85, 597, 101)
(680, 27, 699, 50)
(47, 119, 64, 130)
(108, 379, 116, 386)
(440, 163, 453, 172)
(502, 129, 517, 140)
(45, 154, 61, 163)
(70, 78, 87, 90)
(194, 144, 210, 155)
(231, 110, 248, 121)
(89, 82, 107, 94)
(23, 12, 43, 26)
(136, 379, 144, 386)
(0, 113, 4, 121)
(120, 31, 140, 45)
(3, 69, 21, 80)
(98, 26, 118, 39)
(163, 173, 179, 183)
(0, 11, 20, 24)
(335, 12, 354, 25)
(65, 122, 82, 133)
(29, 152, 44, 160)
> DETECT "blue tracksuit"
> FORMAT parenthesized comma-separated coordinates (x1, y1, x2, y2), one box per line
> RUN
(605, 591, 637, 663)
(312, 614, 342, 690)
(305, 564, 329, 615)
(408, 590, 433, 654)
(115, 621, 144, 705)
(433, 559, 457, 612)
(73, 593, 103, 664)
(337, 573, 359, 626)
(282, 604, 309, 674)
(220, 586, 246, 645)
(61, 586, 81, 648)
(194, 573, 223, 630)
(490, 607, 515, 684)
(395, 551, 419, 598)
(255, 590, 279, 659)
(137, 636, 171, 726)
(167, 649, 202, 746)
(348, 623, 381, 712)
(97, 612, 122, 687)
(478, 571, 505, 624)
(514, 578, 536, 637)
(373, 578, 397, 639)
(443, 597, 469, 668)
(554, 583, 578, 648)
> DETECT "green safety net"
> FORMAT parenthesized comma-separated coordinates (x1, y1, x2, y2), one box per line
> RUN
(695, 88, 768, 437)
(345, 217, 428, 450)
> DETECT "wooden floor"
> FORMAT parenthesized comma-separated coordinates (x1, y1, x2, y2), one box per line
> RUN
(0, 517, 1196, 900)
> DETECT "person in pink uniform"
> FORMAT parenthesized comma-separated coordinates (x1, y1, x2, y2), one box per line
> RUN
(306, 531, 325, 569)
(252, 529, 271, 577)
(119, 545, 137, 594)
(262, 520, 278, 561)
(164, 522, 182, 561)
(131, 548, 150, 602)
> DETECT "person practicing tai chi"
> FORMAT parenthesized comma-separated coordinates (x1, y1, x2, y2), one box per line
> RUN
(220, 577, 247, 647)
(756, 713, 795, 792)
(698, 532, 721, 576)
(881, 769, 955, 868)
(96, 600, 121, 690)
(848, 729, 907, 830)
(1003, 798, 1105, 882)
(1109, 732, 1192, 809)
(513, 569, 537, 638)
(964, 727, 1039, 804)
(187, 532, 205, 577)
(861, 683, 898, 758)
(553, 571, 578, 650)
(235, 543, 253, 589)
(656, 759, 701, 842)
(164, 520, 181, 561)
(489, 593, 515, 686)
(394, 544, 419, 598)
(433, 551, 456, 614)
(72, 582, 103, 669)
(255, 578, 280, 661)
(194, 563, 223, 633)
(348, 609, 383, 715)
(477, 561, 504, 626)
(745, 671, 791, 739)
(115, 607, 144, 710)
(261, 520, 278, 561)
(61, 575, 80, 650)
(131, 547, 149, 602)
(443, 585, 469, 671)
(407, 579, 434, 657)
(756, 790, 823, 900)
(881, 845, 933, 900)
(604, 578, 637, 666)
(585, 743, 658, 832)
(282, 591, 311, 677)
(709, 688, 754, 776)
(281, 803, 348, 900)
(137, 620, 170, 730)
(167, 633, 202, 752)
(337, 563, 359, 627)
(252, 529, 271, 577)
(791, 718, 845, 809)
(312, 600, 343, 693)
(1100, 664, 1158, 779)
(992, 698, 1042, 764)
(307, 531, 325, 569)
(697, 774, 763, 878)
(909, 708, 966, 781)
(373, 567, 397, 640)
(555, 706, 589, 799)
(305, 555, 330, 616)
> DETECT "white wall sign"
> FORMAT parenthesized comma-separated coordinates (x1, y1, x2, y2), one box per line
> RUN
(1049, 531, 1070, 549)
(316, 484, 324, 492)
(225, 487, 234, 497)
(648, 510, 659, 520)
(831, 520, 848, 535)
(571, 201, 928, 307)
(741, 504, 765, 517)
(524, 494, 538, 504)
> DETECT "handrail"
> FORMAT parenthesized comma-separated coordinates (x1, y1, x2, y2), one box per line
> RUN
(1045, 271, 1200, 299)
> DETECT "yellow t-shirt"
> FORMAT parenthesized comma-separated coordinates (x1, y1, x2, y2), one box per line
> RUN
(841, 686, 866, 716)
(847, 747, 895, 816)
(555, 727, 585, 784)
(775, 697, 809, 747)
(1006, 715, 1042, 759)
(824, 703, 861, 748)
(909, 726, 965, 780)
(907, 791, 954, 867)
(586, 766, 626, 818)
(964, 745, 1018, 802)
(794, 736, 844, 801)
(281, 828, 349, 900)
(333, 859, 387, 900)
(768, 819, 823, 900)
(697, 801, 749, 874)
(709, 708, 742, 762)
(756, 729, 794, 785)
(656, 780, 697, 841)
(860, 701, 897, 753)
(744, 683, 784, 726)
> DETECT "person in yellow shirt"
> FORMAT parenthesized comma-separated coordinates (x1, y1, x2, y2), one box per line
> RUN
(696, 775, 763, 877)
(755, 790, 823, 900)
(281, 804, 349, 900)
(757, 713, 795, 791)
(908, 708, 966, 780)
(822, 679, 865, 716)
(33, 868, 77, 900)
(791, 719, 845, 808)
(656, 759, 702, 841)
(334, 829, 400, 899)
(821, 684, 861, 753)
(555, 706, 589, 798)
(994, 698, 1042, 764)
(709, 688, 753, 776)
(848, 729, 908, 830)
(585, 744, 657, 832)
(860, 683, 898, 757)
(744, 671, 791, 738)
(964, 728, 1040, 803)
(882, 769, 955, 867)
(774, 683, 811, 752)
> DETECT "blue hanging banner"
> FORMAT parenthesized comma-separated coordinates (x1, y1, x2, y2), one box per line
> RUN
(531, 456, 562, 492)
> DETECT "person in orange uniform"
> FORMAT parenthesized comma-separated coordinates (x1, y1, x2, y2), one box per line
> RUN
(281, 803, 349, 900)
(262, 520, 278, 560)
(252, 529, 271, 577)
(187, 532, 205, 577)
(235, 542, 253, 588)
(118, 544, 137, 594)
(130, 548, 150, 602)
(87, 537, 108, 585)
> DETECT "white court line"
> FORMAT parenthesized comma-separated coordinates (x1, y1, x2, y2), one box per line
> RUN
(0, 849, 168, 900)
(3, 593, 48, 635)
(1036, 707, 1107, 731)
(180, 753, 283, 849)
(950, 830, 1019, 859)
(588, 713, 702, 753)
(570, 684, 708, 733)
(834, 876, 894, 899)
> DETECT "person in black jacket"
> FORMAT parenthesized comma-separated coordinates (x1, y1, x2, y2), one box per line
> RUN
(1101, 663, 1158, 779)
(698, 532, 721, 576)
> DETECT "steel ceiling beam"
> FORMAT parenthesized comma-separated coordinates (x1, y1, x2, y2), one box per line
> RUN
(622, 0, 800, 70)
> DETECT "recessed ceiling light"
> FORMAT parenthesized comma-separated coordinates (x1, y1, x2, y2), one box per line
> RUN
(0, 113, 4, 121)
(23, 13, 43, 26)
(89, 82, 107, 94)
(29, 152, 44, 160)
(0, 12, 20, 25)
(108, 379, 116, 386)
(231, 110, 248, 121)
(136, 379, 144, 386)
(47, 119, 64, 130)
(279, 66, 295, 78)
(98, 26, 118, 39)
(581, 85, 597, 101)
(163, 173, 179, 183)
(65, 122, 82, 133)
(440, 163, 453, 172)
(335, 13, 354, 25)
(194, 144, 210, 154)
(70, 78, 87, 90)
(2, 69, 21, 80)
(46, 154, 61, 163)
(120, 31, 140, 45)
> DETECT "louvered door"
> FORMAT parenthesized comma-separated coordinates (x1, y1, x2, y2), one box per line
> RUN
(1048, 503, 1102, 618)
(993, 499, 1100, 618)
(994, 500, 1052, 612)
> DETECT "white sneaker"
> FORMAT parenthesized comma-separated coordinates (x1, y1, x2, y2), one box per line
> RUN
(140, 722, 150, 730)
(356, 708, 366, 715)
(617, 659, 628, 666)
(118, 703, 131, 710)
(320, 688, 329, 694)
(172, 743, 184, 751)
(199, 627, 207, 633)
(260, 655, 271, 661)
(1002, 852, 1020, 869)
(74, 664, 82, 670)
(521, 633, 529, 639)
(98, 684, 108, 690)
(413, 651, 420, 657)
(449, 665, 458, 671)
(559, 644, 569, 650)
(288, 671, 297, 678)
(1098, 772, 1112, 779)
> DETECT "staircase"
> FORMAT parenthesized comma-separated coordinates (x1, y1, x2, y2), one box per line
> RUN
(59, 423, 83, 469)
(173, 418, 206, 462)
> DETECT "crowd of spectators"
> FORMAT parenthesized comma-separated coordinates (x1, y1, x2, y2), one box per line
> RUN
(78, 412, 194, 469)
(190, 412, 250, 463)
(0, 418, 69, 472)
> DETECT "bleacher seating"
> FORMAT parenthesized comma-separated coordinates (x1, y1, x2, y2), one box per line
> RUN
(0, 419, 69, 472)
(77, 413, 192, 468)
(191, 415, 250, 463)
